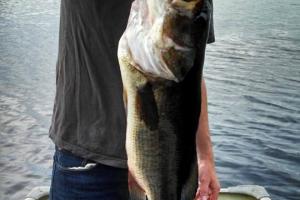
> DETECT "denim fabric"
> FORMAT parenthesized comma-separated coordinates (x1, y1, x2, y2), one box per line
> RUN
(49, 146, 129, 200)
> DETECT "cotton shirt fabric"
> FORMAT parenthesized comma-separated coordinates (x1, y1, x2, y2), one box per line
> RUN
(49, 0, 215, 169)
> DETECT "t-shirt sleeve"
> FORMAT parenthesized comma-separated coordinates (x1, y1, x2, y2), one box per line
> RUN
(207, 0, 215, 44)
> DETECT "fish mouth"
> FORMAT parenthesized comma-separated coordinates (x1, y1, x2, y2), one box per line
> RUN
(119, 0, 207, 82)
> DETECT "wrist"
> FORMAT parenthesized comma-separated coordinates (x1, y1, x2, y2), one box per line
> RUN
(197, 151, 215, 166)
(196, 141, 214, 162)
(198, 156, 214, 165)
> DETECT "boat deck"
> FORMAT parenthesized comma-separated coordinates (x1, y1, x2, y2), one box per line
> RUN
(25, 185, 271, 200)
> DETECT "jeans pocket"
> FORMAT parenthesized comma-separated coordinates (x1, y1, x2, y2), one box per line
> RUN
(54, 146, 98, 173)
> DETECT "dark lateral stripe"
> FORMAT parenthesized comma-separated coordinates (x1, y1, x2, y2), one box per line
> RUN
(136, 82, 159, 131)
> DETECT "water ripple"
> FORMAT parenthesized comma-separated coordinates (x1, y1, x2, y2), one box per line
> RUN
(0, 0, 300, 200)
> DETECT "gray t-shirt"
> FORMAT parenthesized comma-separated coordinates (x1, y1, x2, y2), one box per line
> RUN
(49, 0, 215, 169)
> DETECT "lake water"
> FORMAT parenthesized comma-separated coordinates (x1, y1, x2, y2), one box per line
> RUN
(0, 0, 299, 199)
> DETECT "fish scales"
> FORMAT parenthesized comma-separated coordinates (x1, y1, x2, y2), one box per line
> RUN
(118, 0, 211, 199)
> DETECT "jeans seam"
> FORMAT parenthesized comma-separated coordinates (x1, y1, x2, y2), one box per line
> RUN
(50, 153, 56, 200)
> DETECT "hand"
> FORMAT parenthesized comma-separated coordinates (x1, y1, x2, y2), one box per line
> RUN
(194, 160, 220, 200)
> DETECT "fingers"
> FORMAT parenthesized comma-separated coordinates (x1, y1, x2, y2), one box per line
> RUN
(194, 180, 220, 200)
(194, 178, 211, 200)
(199, 178, 210, 197)
(209, 181, 221, 200)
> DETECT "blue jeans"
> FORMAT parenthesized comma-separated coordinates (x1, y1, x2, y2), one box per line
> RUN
(49, 145, 129, 200)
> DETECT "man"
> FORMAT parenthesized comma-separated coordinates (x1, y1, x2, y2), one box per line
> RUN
(48, 0, 219, 200)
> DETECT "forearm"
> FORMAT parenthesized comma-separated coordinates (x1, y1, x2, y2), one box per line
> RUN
(196, 78, 215, 164)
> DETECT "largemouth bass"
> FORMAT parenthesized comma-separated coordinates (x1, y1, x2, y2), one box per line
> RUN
(117, 0, 213, 199)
